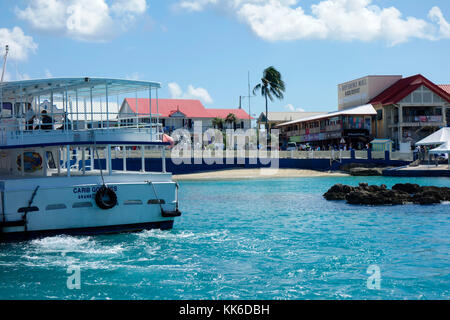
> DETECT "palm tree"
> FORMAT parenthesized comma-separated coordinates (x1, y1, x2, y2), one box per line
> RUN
(253, 66, 285, 131)
(225, 113, 237, 130)
(212, 117, 224, 130)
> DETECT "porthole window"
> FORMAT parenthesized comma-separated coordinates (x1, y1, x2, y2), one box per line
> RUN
(72, 202, 93, 208)
(46, 204, 67, 211)
(124, 200, 143, 205)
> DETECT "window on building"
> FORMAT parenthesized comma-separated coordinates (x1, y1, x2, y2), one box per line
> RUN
(433, 93, 443, 103)
(412, 92, 422, 103)
(423, 92, 432, 103)
(401, 86, 446, 105)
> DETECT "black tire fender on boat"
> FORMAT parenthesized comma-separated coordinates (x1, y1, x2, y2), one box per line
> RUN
(95, 185, 118, 210)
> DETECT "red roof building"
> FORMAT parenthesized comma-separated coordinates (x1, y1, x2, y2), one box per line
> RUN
(369, 74, 450, 147)
(119, 98, 253, 133)
(207, 108, 253, 119)
(121, 98, 211, 118)
(370, 74, 450, 105)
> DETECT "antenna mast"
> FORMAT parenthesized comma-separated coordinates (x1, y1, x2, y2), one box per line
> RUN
(248, 71, 251, 123)
(1, 45, 9, 83)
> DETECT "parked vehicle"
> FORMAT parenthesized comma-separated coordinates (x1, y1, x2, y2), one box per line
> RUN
(286, 142, 297, 151)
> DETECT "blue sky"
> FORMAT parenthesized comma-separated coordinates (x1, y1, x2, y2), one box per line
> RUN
(1, 0, 450, 116)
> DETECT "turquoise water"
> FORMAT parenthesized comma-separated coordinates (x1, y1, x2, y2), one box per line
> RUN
(1, 176, 450, 300)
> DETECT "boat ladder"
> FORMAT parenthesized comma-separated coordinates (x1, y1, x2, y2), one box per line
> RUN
(147, 181, 181, 218)
(0, 186, 39, 235)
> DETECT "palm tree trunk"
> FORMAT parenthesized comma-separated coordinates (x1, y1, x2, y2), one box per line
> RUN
(265, 92, 268, 131)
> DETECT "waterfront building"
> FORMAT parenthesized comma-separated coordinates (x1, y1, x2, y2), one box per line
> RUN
(118, 98, 252, 133)
(369, 74, 450, 148)
(277, 74, 450, 149)
(276, 104, 376, 149)
(257, 111, 324, 131)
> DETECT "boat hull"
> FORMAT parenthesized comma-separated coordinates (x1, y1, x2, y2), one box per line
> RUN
(0, 220, 174, 241)
(0, 173, 180, 241)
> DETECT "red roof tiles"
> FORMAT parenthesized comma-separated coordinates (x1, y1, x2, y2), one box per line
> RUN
(370, 74, 450, 105)
(439, 85, 450, 95)
(123, 98, 252, 119)
(124, 98, 211, 118)
(207, 108, 253, 119)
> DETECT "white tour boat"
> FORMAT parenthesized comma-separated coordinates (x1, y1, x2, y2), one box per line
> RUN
(0, 76, 181, 241)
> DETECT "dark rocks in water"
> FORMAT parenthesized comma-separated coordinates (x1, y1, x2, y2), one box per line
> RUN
(346, 188, 411, 205)
(340, 163, 378, 172)
(411, 186, 450, 205)
(323, 184, 356, 200)
(323, 183, 450, 206)
(340, 163, 393, 175)
(392, 183, 421, 194)
(349, 167, 383, 176)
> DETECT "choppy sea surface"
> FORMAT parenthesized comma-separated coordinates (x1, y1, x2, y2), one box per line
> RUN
(1, 176, 449, 300)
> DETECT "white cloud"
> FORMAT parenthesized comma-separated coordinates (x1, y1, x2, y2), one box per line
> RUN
(176, 0, 450, 45)
(0, 27, 38, 61)
(168, 82, 213, 104)
(429, 6, 450, 38)
(112, 0, 148, 26)
(15, 0, 148, 42)
(177, 0, 219, 12)
(168, 82, 184, 98)
(112, 0, 147, 15)
(284, 103, 305, 112)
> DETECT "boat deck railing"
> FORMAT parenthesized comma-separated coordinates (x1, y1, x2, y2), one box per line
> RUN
(0, 112, 164, 147)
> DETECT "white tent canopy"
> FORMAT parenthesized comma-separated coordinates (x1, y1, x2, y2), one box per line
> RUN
(415, 127, 450, 146)
(430, 141, 450, 169)
(429, 141, 450, 154)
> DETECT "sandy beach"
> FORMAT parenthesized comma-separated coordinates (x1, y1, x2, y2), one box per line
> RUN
(172, 168, 348, 181)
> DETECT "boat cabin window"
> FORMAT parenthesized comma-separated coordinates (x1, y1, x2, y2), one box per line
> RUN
(14, 102, 23, 117)
(0, 102, 12, 117)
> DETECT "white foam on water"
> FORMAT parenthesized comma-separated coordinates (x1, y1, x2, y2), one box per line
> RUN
(30, 235, 92, 250)
(27, 235, 125, 256)
(145, 244, 161, 256)
(137, 229, 229, 242)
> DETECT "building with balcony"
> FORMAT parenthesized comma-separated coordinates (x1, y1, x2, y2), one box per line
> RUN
(118, 98, 252, 134)
(276, 104, 376, 149)
(370, 74, 450, 147)
(257, 111, 324, 131)
(277, 74, 450, 150)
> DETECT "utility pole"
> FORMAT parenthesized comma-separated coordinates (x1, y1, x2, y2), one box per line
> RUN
(1, 45, 9, 83)
(248, 71, 251, 124)
(239, 72, 254, 127)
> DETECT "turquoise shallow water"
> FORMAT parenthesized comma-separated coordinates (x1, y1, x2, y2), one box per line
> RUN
(1, 176, 450, 300)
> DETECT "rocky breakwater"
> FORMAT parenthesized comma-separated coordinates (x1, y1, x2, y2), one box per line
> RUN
(323, 183, 450, 205)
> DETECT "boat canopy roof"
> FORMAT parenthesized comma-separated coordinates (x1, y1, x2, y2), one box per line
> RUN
(0, 77, 161, 101)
